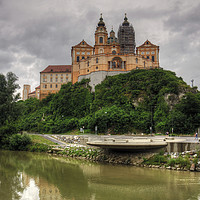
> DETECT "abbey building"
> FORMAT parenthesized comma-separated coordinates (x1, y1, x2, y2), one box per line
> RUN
(72, 14, 159, 91)
(23, 14, 160, 100)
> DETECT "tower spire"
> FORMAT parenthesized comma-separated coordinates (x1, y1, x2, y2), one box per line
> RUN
(122, 13, 129, 26)
(98, 13, 105, 27)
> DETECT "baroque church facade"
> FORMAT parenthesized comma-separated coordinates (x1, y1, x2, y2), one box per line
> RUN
(23, 14, 160, 100)
(72, 14, 159, 91)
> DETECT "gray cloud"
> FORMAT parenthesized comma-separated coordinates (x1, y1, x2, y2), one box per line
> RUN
(0, 0, 200, 97)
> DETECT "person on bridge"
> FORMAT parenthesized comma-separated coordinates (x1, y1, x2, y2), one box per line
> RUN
(195, 132, 198, 140)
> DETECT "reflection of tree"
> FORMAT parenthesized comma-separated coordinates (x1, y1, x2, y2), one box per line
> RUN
(0, 150, 90, 200)
(0, 151, 25, 200)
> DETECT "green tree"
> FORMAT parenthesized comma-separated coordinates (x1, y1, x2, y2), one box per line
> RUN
(0, 72, 20, 145)
(0, 72, 20, 126)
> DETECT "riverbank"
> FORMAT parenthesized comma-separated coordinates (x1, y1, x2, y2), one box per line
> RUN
(37, 134, 200, 172)
(48, 144, 200, 172)
(3, 133, 200, 172)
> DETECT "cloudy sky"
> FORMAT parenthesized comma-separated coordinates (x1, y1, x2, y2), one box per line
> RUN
(1, 0, 200, 97)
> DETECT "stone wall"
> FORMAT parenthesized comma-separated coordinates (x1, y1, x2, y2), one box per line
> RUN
(78, 70, 130, 91)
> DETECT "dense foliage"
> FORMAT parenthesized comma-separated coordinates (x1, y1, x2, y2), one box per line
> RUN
(0, 72, 22, 148)
(1, 69, 200, 137)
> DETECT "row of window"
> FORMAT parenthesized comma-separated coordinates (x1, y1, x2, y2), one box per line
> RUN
(43, 77, 69, 83)
(76, 52, 91, 55)
(43, 74, 69, 77)
(141, 51, 155, 55)
(77, 56, 90, 62)
(43, 84, 59, 89)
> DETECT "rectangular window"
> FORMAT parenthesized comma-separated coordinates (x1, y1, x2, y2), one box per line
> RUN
(50, 78, 52, 82)
(151, 51, 155, 54)
(82, 52, 85, 55)
(146, 51, 150, 55)
(50, 84, 52, 88)
(141, 52, 144, 55)
(56, 78, 58, 82)
(56, 84, 58, 88)
(147, 56, 149, 59)
(66, 78, 68, 81)
(61, 78, 63, 82)
(152, 56, 155, 62)
(77, 56, 80, 62)
(76, 52, 80, 55)
(87, 52, 90, 55)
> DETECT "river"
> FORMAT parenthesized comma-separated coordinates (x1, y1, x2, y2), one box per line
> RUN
(1, 150, 200, 200)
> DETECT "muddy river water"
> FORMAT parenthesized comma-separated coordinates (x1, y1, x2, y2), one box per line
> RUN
(1, 150, 200, 200)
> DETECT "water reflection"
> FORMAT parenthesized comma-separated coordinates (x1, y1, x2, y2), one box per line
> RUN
(1, 150, 200, 200)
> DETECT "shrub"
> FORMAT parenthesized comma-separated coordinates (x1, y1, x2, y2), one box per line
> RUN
(8, 134, 32, 151)
(168, 158, 176, 167)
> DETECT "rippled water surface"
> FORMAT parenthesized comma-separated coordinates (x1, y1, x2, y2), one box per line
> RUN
(1, 150, 200, 200)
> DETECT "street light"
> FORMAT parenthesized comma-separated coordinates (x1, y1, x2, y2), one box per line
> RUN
(150, 105, 156, 135)
(105, 112, 107, 133)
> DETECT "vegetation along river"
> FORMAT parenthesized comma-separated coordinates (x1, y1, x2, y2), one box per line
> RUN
(1, 150, 200, 200)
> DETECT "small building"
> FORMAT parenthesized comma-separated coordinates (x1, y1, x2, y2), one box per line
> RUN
(40, 65, 72, 100)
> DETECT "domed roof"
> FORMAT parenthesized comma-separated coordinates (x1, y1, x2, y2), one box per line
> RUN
(122, 13, 130, 26)
(98, 13, 105, 27)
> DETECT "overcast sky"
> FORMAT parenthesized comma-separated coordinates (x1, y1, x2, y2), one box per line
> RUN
(1, 0, 200, 97)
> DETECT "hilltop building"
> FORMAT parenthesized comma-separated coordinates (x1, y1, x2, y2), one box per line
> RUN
(40, 65, 72, 100)
(72, 14, 159, 90)
(23, 14, 160, 100)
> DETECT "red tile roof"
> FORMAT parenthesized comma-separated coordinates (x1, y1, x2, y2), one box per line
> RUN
(28, 91, 36, 95)
(41, 65, 72, 73)
(35, 85, 40, 89)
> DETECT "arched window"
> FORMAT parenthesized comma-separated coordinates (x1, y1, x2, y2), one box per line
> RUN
(88, 61, 89, 66)
(111, 57, 123, 69)
(112, 50, 116, 55)
(82, 56, 85, 59)
(99, 37, 103, 43)
(77, 56, 79, 62)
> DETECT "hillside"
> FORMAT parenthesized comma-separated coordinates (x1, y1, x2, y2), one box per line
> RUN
(16, 69, 200, 134)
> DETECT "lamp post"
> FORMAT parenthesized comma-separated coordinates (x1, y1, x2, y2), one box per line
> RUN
(150, 105, 156, 135)
(105, 112, 107, 133)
